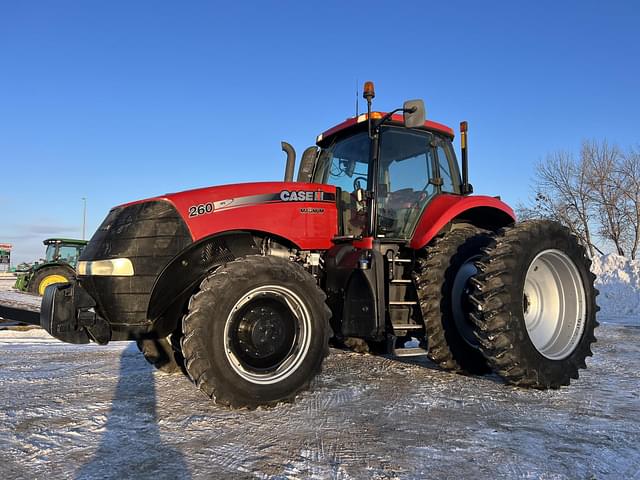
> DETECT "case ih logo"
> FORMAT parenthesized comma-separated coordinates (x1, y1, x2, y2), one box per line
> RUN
(280, 190, 328, 202)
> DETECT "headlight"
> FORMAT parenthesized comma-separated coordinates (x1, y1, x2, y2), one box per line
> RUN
(77, 258, 134, 276)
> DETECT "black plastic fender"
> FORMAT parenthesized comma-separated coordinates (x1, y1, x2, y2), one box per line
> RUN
(147, 231, 260, 326)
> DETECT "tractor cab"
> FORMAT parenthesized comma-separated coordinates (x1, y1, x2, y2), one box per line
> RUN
(43, 238, 87, 268)
(313, 114, 461, 242)
(14, 238, 88, 295)
(303, 82, 495, 355)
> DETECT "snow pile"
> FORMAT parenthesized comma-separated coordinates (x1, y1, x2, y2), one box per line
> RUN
(591, 254, 640, 321)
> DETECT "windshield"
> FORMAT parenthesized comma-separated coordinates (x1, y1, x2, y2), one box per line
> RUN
(44, 244, 57, 262)
(377, 127, 459, 238)
(314, 126, 460, 239)
(58, 245, 82, 267)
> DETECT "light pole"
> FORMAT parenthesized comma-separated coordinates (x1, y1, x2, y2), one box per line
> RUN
(82, 197, 87, 240)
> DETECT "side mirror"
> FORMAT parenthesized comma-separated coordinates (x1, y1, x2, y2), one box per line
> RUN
(403, 99, 426, 128)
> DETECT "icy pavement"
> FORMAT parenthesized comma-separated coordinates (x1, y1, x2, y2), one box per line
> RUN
(1, 264, 639, 479)
(0, 277, 40, 312)
(0, 319, 639, 480)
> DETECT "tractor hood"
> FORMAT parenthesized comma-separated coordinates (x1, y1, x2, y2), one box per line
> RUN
(117, 181, 339, 250)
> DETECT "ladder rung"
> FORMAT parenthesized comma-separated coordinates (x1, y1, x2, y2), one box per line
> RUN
(390, 279, 412, 284)
(394, 347, 429, 357)
(392, 323, 423, 330)
(389, 301, 418, 306)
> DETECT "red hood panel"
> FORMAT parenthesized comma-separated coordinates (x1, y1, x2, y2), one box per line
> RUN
(119, 182, 339, 250)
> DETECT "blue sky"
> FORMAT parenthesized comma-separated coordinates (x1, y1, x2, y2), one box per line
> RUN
(1, 1, 639, 264)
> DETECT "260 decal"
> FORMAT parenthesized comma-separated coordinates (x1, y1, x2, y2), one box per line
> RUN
(188, 202, 214, 218)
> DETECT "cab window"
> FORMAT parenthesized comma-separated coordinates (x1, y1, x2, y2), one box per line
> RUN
(314, 132, 370, 237)
(436, 143, 459, 193)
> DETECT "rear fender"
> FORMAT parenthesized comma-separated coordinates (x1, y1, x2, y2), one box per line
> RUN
(410, 194, 515, 250)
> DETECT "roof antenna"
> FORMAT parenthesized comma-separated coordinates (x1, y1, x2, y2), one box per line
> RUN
(355, 78, 359, 117)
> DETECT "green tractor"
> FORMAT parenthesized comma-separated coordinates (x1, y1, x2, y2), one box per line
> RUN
(15, 238, 88, 296)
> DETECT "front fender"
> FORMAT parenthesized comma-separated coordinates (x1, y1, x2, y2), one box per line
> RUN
(147, 231, 260, 324)
(410, 194, 515, 249)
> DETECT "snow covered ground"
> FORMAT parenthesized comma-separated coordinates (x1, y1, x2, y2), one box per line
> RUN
(592, 254, 640, 321)
(1, 259, 639, 479)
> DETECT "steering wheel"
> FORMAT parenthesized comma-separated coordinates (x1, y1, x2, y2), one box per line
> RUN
(353, 176, 368, 191)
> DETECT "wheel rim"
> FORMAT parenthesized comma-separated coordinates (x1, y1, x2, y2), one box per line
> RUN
(223, 285, 311, 385)
(452, 258, 480, 347)
(38, 274, 69, 295)
(523, 249, 586, 360)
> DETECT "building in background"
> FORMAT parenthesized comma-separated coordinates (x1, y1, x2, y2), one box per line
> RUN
(0, 243, 12, 272)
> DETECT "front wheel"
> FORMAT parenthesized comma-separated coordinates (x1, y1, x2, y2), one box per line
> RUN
(181, 255, 331, 408)
(470, 220, 599, 389)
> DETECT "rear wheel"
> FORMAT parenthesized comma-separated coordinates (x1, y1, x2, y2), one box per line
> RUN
(181, 255, 331, 408)
(414, 224, 493, 374)
(470, 220, 598, 388)
(29, 266, 74, 296)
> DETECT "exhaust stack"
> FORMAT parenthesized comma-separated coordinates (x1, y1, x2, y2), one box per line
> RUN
(460, 121, 472, 194)
(281, 142, 296, 182)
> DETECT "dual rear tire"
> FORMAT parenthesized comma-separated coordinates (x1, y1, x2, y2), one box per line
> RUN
(469, 220, 598, 388)
(416, 220, 598, 388)
(414, 224, 491, 374)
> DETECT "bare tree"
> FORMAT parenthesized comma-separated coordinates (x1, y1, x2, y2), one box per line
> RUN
(619, 147, 640, 259)
(583, 140, 630, 256)
(528, 150, 599, 257)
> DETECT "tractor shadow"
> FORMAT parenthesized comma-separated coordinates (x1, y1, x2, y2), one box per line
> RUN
(75, 343, 191, 480)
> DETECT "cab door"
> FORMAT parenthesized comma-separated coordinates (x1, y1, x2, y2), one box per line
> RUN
(315, 132, 386, 339)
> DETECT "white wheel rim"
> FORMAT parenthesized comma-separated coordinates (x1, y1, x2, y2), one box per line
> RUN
(523, 249, 586, 360)
(223, 285, 312, 385)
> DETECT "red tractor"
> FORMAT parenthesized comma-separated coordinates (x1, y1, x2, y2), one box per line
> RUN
(41, 83, 598, 408)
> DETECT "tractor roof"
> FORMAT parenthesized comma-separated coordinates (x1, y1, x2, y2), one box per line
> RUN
(316, 112, 455, 146)
(43, 238, 89, 246)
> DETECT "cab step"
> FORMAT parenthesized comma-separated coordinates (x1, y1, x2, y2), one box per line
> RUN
(393, 347, 429, 357)
(389, 300, 418, 306)
(391, 323, 423, 330)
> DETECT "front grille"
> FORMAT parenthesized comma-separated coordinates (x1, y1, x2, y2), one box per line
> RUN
(79, 200, 192, 326)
